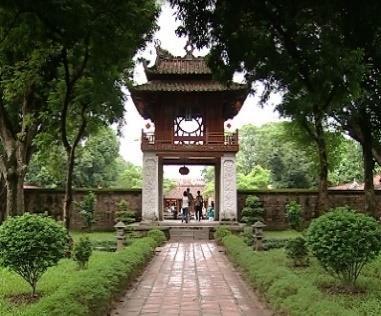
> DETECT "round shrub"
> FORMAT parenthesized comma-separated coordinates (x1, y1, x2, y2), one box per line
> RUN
(307, 208, 381, 285)
(0, 213, 68, 295)
(285, 201, 303, 230)
(73, 237, 93, 269)
(285, 237, 309, 267)
(240, 195, 264, 224)
(214, 226, 232, 244)
(147, 229, 166, 245)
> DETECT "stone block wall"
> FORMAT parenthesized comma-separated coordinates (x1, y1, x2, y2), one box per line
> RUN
(24, 188, 142, 230)
(238, 189, 381, 229)
(17, 188, 381, 230)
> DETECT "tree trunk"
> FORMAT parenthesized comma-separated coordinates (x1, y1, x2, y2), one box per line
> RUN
(63, 150, 76, 230)
(0, 176, 5, 223)
(314, 116, 329, 215)
(362, 129, 376, 216)
(5, 173, 18, 217)
(16, 171, 26, 214)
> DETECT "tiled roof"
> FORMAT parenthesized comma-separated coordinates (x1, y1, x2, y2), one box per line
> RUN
(147, 57, 212, 75)
(132, 80, 247, 92)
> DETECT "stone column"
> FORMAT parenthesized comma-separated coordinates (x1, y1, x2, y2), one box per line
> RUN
(142, 152, 159, 221)
(220, 153, 237, 221)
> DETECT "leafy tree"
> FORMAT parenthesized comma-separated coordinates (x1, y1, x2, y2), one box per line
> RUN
(285, 237, 309, 267)
(77, 192, 96, 231)
(0, 3, 60, 216)
(171, 0, 366, 213)
(114, 162, 143, 188)
(307, 208, 381, 287)
(237, 122, 362, 189)
(26, 127, 120, 188)
(0, 0, 158, 222)
(240, 195, 264, 224)
(163, 178, 177, 195)
(115, 199, 136, 224)
(285, 201, 303, 231)
(237, 165, 270, 190)
(73, 237, 93, 269)
(0, 214, 68, 296)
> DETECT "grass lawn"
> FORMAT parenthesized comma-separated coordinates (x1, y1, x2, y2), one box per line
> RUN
(264, 229, 302, 239)
(0, 252, 107, 315)
(71, 230, 115, 242)
(0, 231, 155, 315)
(223, 234, 381, 315)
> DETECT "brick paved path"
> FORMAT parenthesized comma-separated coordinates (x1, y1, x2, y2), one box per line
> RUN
(111, 241, 272, 316)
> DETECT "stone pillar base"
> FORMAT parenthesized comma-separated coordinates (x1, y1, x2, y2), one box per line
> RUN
(220, 153, 237, 221)
(142, 152, 159, 221)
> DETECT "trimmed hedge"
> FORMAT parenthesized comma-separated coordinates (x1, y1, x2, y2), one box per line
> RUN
(22, 235, 163, 316)
(221, 234, 357, 316)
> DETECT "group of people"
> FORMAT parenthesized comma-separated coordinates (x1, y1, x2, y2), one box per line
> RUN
(181, 188, 214, 223)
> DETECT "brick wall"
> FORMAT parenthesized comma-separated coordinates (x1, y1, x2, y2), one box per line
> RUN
(238, 189, 381, 229)
(24, 188, 142, 230)
(20, 188, 381, 230)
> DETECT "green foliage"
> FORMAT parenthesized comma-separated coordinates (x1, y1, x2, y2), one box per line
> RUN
(0, 214, 68, 295)
(263, 238, 291, 250)
(22, 237, 160, 316)
(238, 123, 319, 189)
(26, 127, 122, 188)
(237, 165, 270, 190)
(214, 226, 232, 244)
(307, 208, 381, 285)
(220, 234, 358, 315)
(240, 226, 254, 246)
(285, 201, 303, 230)
(114, 162, 143, 188)
(240, 195, 264, 224)
(115, 200, 136, 224)
(73, 237, 93, 269)
(146, 229, 166, 245)
(78, 192, 96, 230)
(285, 237, 309, 267)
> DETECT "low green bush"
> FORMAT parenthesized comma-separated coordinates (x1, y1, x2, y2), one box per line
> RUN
(240, 195, 264, 224)
(285, 200, 303, 230)
(146, 229, 166, 245)
(115, 200, 136, 224)
(0, 214, 68, 296)
(214, 226, 232, 244)
(285, 237, 309, 267)
(263, 238, 290, 250)
(22, 236, 159, 316)
(307, 207, 381, 286)
(221, 234, 355, 315)
(73, 237, 93, 269)
(240, 226, 254, 246)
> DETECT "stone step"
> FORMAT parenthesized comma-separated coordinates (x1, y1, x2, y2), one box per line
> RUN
(169, 227, 210, 240)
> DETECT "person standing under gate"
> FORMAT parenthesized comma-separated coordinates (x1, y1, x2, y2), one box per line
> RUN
(181, 191, 189, 223)
(195, 190, 204, 221)
(186, 187, 194, 220)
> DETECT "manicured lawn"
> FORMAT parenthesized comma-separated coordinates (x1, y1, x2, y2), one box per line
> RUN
(71, 231, 115, 242)
(264, 229, 302, 239)
(0, 252, 104, 315)
(0, 232, 163, 316)
(223, 234, 381, 315)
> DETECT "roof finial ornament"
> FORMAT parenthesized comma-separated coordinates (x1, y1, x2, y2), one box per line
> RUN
(184, 39, 195, 58)
(154, 39, 161, 48)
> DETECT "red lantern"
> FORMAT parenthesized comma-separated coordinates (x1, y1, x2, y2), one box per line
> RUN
(179, 166, 189, 175)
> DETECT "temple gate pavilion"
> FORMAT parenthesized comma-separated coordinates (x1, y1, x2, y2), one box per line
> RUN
(130, 45, 249, 222)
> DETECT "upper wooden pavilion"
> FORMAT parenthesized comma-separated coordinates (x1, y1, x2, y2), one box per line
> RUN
(130, 45, 249, 222)
(130, 46, 249, 165)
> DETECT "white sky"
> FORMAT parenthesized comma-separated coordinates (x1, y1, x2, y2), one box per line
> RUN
(118, 3, 282, 179)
